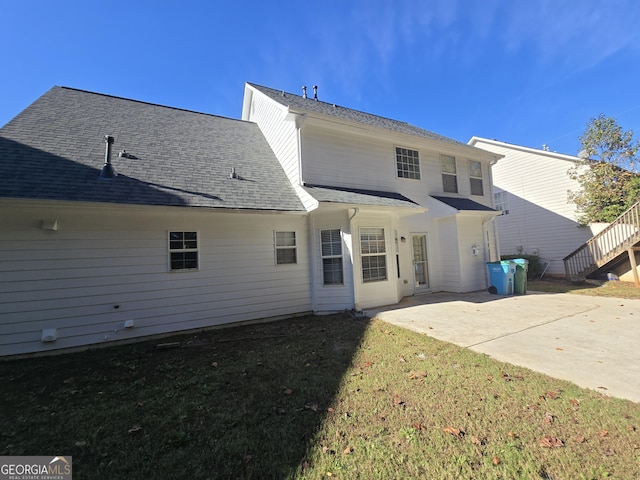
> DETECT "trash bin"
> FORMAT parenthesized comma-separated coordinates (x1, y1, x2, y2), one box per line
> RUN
(512, 258, 529, 295)
(486, 261, 516, 295)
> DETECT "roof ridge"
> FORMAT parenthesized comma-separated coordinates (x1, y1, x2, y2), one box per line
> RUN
(57, 86, 249, 123)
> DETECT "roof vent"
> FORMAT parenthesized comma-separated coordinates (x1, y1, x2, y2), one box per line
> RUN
(229, 167, 238, 179)
(99, 135, 117, 180)
(302, 86, 307, 99)
(313, 85, 318, 100)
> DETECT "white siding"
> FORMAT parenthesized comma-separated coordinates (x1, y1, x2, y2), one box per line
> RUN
(246, 90, 300, 185)
(0, 203, 311, 356)
(472, 138, 594, 275)
(302, 124, 494, 208)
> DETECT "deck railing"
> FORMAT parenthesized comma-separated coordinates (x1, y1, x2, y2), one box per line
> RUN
(564, 200, 640, 281)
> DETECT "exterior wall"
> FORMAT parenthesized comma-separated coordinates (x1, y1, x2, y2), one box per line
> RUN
(308, 209, 355, 312)
(0, 201, 311, 356)
(471, 138, 594, 275)
(302, 123, 495, 208)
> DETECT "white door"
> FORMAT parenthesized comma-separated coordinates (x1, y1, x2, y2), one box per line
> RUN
(412, 233, 430, 294)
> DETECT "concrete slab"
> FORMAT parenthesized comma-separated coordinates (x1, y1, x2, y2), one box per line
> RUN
(366, 291, 640, 403)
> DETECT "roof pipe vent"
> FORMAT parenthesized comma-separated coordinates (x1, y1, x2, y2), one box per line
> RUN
(99, 135, 117, 180)
(302, 86, 307, 99)
(313, 85, 318, 100)
(229, 167, 238, 179)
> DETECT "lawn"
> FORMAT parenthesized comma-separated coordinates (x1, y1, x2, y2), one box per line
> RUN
(529, 279, 640, 299)
(1, 314, 639, 479)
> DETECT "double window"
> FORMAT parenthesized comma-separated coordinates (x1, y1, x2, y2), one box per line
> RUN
(396, 147, 421, 179)
(469, 160, 484, 196)
(275, 231, 297, 265)
(494, 191, 509, 214)
(321, 229, 343, 285)
(441, 155, 458, 193)
(169, 231, 198, 271)
(360, 227, 387, 283)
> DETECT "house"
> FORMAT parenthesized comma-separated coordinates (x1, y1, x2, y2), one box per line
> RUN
(0, 84, 501, 356)
(468, 137, 604, 276)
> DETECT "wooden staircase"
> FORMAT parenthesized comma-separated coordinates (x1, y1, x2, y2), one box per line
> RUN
(564, 200, 640, 283)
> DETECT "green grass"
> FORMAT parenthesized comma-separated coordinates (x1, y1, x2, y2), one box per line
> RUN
(529, 279, 640, 299)
(1, 314, 639, 479)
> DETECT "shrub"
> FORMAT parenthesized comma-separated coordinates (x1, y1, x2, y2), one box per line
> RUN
(500, 254, 542, 279)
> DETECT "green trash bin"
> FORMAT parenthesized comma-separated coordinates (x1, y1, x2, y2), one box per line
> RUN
(512, 259, 528, 294)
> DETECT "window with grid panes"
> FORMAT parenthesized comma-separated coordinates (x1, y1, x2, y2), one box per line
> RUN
(360, 227, 387, 283)
(169, 231, 198, 271)
(396, 147, 421, 179)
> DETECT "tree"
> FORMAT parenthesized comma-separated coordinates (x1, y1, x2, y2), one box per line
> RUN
(568, 114, 640, 224)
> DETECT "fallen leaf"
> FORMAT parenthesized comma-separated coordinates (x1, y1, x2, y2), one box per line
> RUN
(514, 373, 524, 380)
(597, 386, 608, 390)
(500, 373, 512, 381)
(407, 371, 428, 380)
(413, 423, 426, 431)
(343, 446, 353, 454)
(211, 361, 218, 368)
(569, 399, 580, 407)
(604, 448, 615, 456)
(128, 425, 142, 434)
(327, 407, 335, 413)
(443, 426, 464, 437)
(361, 361, 374, 368)
(556, 347, 564, 351)
(627, 425, 636, 432)
(283, 388, 293, 395)
(599, 430, 609, 438)
(507, 431, 518, 438)
(544, 412, 555, 424)
(539, 436, 563, 448)
(393, 394, 404, 405)
(471, 436, 483, 446)
(492, 456, 501, 465)
(573, 435, 586, 444)
(304, 402, 319, 412)
(74, 441, 87, 447)
(399, 356, 407, 363)
(301, 461, 310, 470)
(546, 390, 560, 400)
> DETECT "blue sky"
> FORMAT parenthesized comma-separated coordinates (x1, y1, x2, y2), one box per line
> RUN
(2, 0, 639, 155)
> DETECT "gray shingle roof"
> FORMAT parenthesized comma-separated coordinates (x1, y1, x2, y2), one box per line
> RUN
(431, 195, 497, 212)
(304, 184, 420, 208)
(0, 87, 305, 211)
(248, 83, 470, 148)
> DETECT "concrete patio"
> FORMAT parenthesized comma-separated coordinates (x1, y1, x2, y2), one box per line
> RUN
(365, 290, 640, 403)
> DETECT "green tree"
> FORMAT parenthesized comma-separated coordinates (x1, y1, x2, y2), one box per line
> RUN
(568, 114, 640, 224)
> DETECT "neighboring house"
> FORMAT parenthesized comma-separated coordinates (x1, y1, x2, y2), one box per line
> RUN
(0, 84, 501, 356)
(468, 137, 602, 276)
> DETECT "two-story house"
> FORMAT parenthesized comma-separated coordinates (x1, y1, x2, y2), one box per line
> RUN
(0, 84, 501, 356)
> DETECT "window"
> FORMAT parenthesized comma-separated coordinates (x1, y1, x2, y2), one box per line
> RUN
(360, 227, 387, 283)
(169, 231, 198, 271)
(494, 191, 509, 214)
(441, 154, 458, 193)
(321, 229, 343, 285)
(396, 147, 420, 179)
(469, 160, 484, 196)
(275, 231, 297, 264)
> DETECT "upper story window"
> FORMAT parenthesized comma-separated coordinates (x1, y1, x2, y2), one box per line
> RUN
(275, 231, 297, 264)
(396, 147, 421, 180)
(469, 160, 484, 196)
(494, 191, 509, 214)
(441, 154, 458, 193)
(169, 231, 198, 271)
(321, 229, 343, 285)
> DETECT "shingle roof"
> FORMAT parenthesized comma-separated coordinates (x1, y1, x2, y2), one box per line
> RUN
(0, 87, 305, 211)
(431, 195, 497, 212)
(304, 184, 421, 208)
(248, 83, 470, 148)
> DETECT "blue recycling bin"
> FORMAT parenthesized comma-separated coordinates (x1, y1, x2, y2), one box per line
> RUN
(486, 261, 516, 295)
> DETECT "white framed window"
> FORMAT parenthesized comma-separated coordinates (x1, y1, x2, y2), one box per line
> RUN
(321, 229, 343, 285)
(360, 227, 387, 283)
(441, 154, 458, 193)
(275, 231, 297, 265)
(494, 191, 509, 214)
(169, 231, 199, 271)
(396, 147, 421, 179)
(469, 160, 484, 196)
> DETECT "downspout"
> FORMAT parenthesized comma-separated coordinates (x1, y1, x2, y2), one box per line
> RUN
(295, 113, 307, 185)
(349, 208, 360, 310)
(487, 155, 501, 262)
